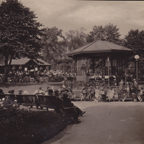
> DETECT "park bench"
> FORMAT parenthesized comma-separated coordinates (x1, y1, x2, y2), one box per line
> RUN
(37, 95, 79, 119)
(0, 94, 16, 101)
(37, 95, 61, 110)
(16, 94, 38, 107)
(0, 94, 82, 121)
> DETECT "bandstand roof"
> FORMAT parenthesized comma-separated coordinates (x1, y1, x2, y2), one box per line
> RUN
(67, 40, 133, 57)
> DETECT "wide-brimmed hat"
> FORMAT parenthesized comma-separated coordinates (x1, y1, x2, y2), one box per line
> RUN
(62, 85, 66, 88)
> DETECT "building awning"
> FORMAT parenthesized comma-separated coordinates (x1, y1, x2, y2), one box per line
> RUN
(67, 40, 133, 57)
(1, 58, 51, 66)
(11, 58, 30, 65)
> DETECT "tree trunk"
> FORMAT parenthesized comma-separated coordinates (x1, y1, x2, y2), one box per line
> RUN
(3, 65, 9, 83)
(3, 58, 9, 83)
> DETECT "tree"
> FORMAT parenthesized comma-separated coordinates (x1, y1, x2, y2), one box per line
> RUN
(86, 26, 105, 43)
(123, 29, 144, 79)
(0, 0, 43, 82)
(65, 28, 87, 51)
(86, 23, 121, 44)
(124, 29, 144, 56)
(41, 27, 66, 63)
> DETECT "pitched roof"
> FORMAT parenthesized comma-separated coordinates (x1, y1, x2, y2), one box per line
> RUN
(11, 58, 30, 65)
(37, 59, 51, 66)
(11, 58, 51, 66)
(67, 40, 133, 57)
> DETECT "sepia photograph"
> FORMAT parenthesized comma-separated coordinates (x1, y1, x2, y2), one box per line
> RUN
(0, 0, 144, 144)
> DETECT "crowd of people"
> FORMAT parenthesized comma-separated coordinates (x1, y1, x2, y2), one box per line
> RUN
(4, 69, 76, 83)
(0, 85, 86, 120)
(80, 78, 144, 102)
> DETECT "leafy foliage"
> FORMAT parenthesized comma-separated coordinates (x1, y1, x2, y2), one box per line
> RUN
(86, 23, 121, 44)
(41, 27, 66, 63)
(0, 0, 43, 66)
(124, 29, 144, 56)
(0, 0, 43, 82)
(65, 28, 87, 51)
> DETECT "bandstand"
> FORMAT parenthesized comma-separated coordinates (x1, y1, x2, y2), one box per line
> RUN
(67, 40, 133, 82)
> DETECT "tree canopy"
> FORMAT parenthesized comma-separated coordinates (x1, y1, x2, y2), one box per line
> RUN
(86, 23, 121, 44)
(41, 27, 66, 63)
(124, 29, 144, 56)
(0, 0, 43, 66)
(65, 28, 87, 51)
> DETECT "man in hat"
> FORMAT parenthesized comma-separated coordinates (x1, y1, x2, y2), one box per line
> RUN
(61, 93, 86, 117)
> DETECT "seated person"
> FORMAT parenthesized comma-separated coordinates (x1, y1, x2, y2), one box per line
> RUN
(48, 89, 54, 96)
(54, 89, 59, 97)
(19, 90, 23, 95)
(87, 85, 95, 101)
(94, 86, 101, 102)
(106, 87, 115, 102)
(0, 89, 4, 94)
(60, 85, 69, 94)
(137, 87, 144, 102)
(45, 86, 50, 95)
(61, 93, 86, 117)
(66, 87, 75, 100)
(8, 90, 14, 94)
(33, 87, 45, 95)
(19, 90, 28, 95)
(81, 85, 87, 101)
(23, 90, 29, 94)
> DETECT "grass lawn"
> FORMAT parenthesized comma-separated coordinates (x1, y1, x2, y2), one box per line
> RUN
(0, 83, 82, 97)
(0, 83, 63, 94)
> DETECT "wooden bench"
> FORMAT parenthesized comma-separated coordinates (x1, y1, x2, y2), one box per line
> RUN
(0, 94, 16, 101)
(16, 94, 38, 107)
(38, 95, 61, 110)
(0, 94, 81, 121)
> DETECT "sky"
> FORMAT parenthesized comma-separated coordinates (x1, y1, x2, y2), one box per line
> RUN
(1, 0, 144, 38)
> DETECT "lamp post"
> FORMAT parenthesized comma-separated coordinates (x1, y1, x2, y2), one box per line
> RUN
(134, 55, 140, 88)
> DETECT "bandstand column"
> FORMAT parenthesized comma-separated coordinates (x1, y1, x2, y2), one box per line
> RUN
(107, 57, 110, 87)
